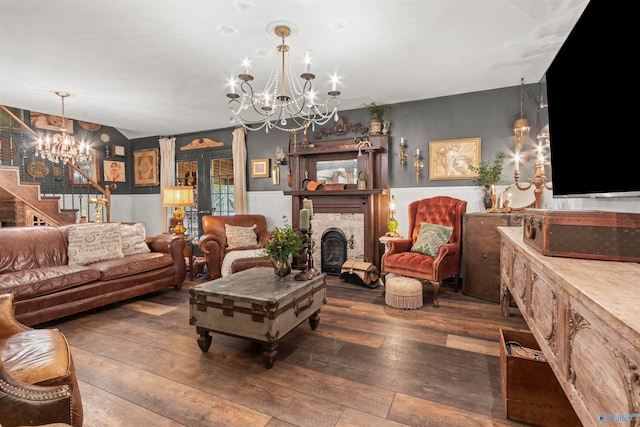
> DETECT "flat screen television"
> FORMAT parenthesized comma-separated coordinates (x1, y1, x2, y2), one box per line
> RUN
(545, 1, 640, 198)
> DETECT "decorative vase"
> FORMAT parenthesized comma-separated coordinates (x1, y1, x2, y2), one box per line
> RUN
(272, 258, 292, 277)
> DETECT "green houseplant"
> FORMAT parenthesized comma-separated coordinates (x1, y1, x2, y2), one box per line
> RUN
(470, 151, 506, 208)
(263, 218, 304, 277)
(367, 102, 388, 135)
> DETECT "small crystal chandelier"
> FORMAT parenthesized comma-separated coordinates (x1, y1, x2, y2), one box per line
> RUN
(35, 92, 90, 164)
(226, 24, 341, 133)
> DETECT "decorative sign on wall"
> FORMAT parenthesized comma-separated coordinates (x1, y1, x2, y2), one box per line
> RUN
(181, 137, 224, 151)
(26, 160, 49, 179)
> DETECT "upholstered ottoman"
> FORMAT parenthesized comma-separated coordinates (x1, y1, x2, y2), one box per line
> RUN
(385, 276, 423, 309)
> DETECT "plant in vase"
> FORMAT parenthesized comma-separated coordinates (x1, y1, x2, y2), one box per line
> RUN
(263, 218, 304, 277)
(470, 151, 506, 210)
(367, 102, 388, 135)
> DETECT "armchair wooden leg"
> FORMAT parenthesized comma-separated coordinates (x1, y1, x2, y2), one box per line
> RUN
(454, 274, 460, 293)
(431, 281, 441, 308)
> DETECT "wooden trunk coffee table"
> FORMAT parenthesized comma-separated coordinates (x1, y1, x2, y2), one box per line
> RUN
(188, 267, 327, 368)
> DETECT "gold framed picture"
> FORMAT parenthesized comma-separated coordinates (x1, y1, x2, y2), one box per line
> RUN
(30, 111, 74, 134)
(251, 158, 270, 178)
(133, 148, 159, 186)
(68, 150, 100, 187)
(429, 137, 481, 180)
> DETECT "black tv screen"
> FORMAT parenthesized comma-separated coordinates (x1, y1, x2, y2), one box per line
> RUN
(546, 1, 640, 198)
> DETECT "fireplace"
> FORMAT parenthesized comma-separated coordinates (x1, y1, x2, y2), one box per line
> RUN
(321, 227, 347, 275)
(284, 135, 390, 270)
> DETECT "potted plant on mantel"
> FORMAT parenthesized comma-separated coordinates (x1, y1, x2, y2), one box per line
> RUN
(263, 219, 304, 277)
(367, 102, 388, 135)
(470, 151, 506, 210)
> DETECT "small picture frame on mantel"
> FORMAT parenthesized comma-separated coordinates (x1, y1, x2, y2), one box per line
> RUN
(113, 145, 125, 157)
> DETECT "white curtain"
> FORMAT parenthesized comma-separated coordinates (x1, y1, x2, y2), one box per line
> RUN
(232, 127, 247, 214)
(159, 136, 176, 233)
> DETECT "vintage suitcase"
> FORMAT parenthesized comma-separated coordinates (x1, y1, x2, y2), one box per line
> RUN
(189, 267, 326, 368)
(522, 209, 640, 262)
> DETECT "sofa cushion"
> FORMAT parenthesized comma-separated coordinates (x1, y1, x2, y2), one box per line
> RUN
(67, 223, 124, 266)
(0, 265, 101, 300)
(0, 226, 68, 274)
(90, 252, 174, 280)
(411, 222, 453, 257)
(225, 224, 258, 249)
(120, 223, 150, 256)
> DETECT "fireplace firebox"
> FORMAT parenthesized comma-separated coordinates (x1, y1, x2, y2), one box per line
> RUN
(321, 228, 347, 275)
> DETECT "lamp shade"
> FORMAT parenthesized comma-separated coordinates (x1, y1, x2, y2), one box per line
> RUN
(162, 186, 195, 207)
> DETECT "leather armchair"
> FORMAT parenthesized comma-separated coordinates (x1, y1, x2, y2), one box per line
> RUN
(199, 215, 273, 280)
(0, 293, 83, 427)
(381, 196, 467, 307)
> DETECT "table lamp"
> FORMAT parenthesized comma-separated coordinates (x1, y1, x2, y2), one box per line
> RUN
(162, 186, 195, 236)
(386, 195, 399, 236)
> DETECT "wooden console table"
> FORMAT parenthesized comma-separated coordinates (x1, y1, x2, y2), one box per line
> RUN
(499, 227, 640, 427)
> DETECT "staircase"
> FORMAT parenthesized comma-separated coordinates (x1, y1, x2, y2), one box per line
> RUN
(0, 166, 76, 226)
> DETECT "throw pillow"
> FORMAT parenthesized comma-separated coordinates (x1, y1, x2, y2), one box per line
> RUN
(120, 223, 150, 256)
(68, 223, 124, 265)
(225, 224, 258, 249)
(410, 222, 454, 257)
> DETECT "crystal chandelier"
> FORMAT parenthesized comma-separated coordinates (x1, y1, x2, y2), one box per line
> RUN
(35, 92, 90, 164)
(226, 24, 341, 133)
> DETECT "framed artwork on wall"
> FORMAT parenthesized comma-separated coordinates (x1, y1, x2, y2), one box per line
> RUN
(112, 145, 125, 157)
(68, 150, 100, 186)
(251, 158, 270, 178)
(103, 160, 126, 182)
(133, 148, 159, 186)
(428, 137, 481, 180)
(30, 111, 74, 134)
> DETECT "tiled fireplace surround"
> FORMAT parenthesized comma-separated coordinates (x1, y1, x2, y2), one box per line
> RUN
(311, 212, 365, 271)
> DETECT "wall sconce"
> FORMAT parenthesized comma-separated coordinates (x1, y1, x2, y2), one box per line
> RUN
(386, 195, 399, 236)
(414, 149, 423, 182)
(275, 146, 287, 166)
(399, 137, 408, 167)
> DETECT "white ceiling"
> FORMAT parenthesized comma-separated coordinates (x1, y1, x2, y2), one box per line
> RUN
(0, 0, 589, 140)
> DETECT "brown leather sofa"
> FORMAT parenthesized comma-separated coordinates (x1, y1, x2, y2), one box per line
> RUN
(0, 293, 83, 427)
(0, 224, 186, 326)
(199, 214, 273, 280)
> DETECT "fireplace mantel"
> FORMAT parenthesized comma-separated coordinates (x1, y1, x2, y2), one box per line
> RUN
(284, 135, 390, 268)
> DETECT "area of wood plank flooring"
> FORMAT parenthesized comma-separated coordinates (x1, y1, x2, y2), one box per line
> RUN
(43, 275, 532, 427)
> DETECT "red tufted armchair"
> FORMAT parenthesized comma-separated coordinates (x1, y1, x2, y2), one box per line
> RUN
(381, 196, 467, 307)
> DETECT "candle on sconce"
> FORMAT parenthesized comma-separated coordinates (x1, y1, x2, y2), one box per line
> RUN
(416, 148, 420, 157)
(299, 208, 310, 230)
(400, 137, 405, 147)
(514, 153, 520, 172)
(302, 198, 314, 217)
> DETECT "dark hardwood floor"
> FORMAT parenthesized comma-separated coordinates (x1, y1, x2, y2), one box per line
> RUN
(43, 274, 532, 427)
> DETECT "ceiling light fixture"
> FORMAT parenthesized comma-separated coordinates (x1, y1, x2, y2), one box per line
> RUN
(226, 24, 341, 133)
(513, 78, 531, 151)
(35, 92, 90, 164)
